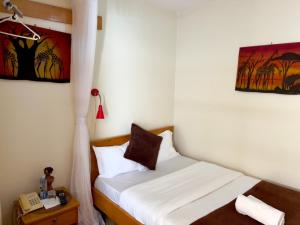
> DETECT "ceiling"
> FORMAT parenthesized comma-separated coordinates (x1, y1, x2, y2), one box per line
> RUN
(147, 0, 201, 12)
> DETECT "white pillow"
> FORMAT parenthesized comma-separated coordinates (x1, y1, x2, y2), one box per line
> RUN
(93, 130, 178, 177)
(93, 142, 147, 178)
(120, 142, 148, 171)
(93, 142, 139, 178)
(157, 130, 180, 164)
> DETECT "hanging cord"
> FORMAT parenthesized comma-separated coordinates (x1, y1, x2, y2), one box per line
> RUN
(11, 201, 22, 225)
(92, 93, 103, 139)
(98, 93, 102, 105)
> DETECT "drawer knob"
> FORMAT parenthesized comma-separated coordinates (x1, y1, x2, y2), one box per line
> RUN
(52, 217, 57, 223)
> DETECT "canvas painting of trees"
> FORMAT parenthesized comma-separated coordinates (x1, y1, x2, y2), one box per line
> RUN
(0, 21, 71, 83)
(235, 42, 300, 94)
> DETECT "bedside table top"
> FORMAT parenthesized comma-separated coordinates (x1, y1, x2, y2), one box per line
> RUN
(21, 187, 79, 225)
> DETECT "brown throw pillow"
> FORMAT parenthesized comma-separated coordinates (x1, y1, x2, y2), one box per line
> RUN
(124, 124, 163, 170)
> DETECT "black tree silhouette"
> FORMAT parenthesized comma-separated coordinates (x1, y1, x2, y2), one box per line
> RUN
(272, 52, 300, 90)
(237, 52, 254, 88)
(4, 28, 48, 80)
(245, 54, 264, 90)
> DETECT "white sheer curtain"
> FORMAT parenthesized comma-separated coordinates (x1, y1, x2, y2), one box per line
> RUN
(70, 0, 104, 225)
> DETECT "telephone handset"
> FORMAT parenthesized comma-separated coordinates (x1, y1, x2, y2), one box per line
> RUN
(19, 192, 43, 215)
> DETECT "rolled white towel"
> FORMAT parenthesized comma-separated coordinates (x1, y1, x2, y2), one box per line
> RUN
(235, 194, 285, 225)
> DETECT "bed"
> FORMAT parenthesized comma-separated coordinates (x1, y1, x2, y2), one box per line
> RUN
(90, 126, 300, 225)
(90, 126, 173, 225)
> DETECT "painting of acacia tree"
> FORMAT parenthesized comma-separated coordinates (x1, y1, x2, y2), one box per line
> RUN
(0, 21, 71, 83)
(235, 42, 300, 94)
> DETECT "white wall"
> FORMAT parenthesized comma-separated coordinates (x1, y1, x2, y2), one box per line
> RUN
(0, 1, 74, 225)
(3, 0, 300, 224)
(92, 0, 177, 139)
(0, 0, 176, 224)
(174, 0, 300, 190)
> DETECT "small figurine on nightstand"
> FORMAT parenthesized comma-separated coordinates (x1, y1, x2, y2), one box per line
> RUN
(40, 167, 56, 199)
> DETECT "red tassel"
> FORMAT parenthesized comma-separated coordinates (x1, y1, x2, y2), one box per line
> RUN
(96, 105, 105, 119)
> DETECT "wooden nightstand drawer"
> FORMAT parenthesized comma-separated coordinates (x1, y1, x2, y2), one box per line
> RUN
(32, 209, 77, 225)
(19, 187, 79, 225)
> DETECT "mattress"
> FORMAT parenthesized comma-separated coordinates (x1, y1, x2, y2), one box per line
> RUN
(94, 155, 197, 204)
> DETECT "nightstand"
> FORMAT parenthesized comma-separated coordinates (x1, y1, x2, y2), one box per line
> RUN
(18, 187, 79, 225)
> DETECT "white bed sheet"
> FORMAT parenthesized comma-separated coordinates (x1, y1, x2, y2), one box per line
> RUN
(94, 156, 260, 225)
(161, 175, 260, 225)
(120, 161, 243, 225)
(94, 155, 197, 204)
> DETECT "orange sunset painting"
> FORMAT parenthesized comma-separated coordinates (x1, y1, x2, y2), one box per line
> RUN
(0, 21, 71, 83)
(235, 42, 300, 94)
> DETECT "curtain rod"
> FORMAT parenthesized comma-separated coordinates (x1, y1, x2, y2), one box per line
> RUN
(0, 0, 102, 30)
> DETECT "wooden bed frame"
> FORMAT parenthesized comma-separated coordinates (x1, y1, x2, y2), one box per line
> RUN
(90, 126, 174, 225)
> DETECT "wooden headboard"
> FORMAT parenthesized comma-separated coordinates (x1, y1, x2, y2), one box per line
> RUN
(90, 126, 174, 185)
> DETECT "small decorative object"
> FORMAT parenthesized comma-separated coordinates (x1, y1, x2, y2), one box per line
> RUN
(0, 21, 71, 83)
(40, 167, 55, 199)
(40, 177, 47, 199)
(235, 42, 300, 94)
(57, 191, 68, 205)
(47, 190, 56, 199)
(91, 88, 105, 119)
